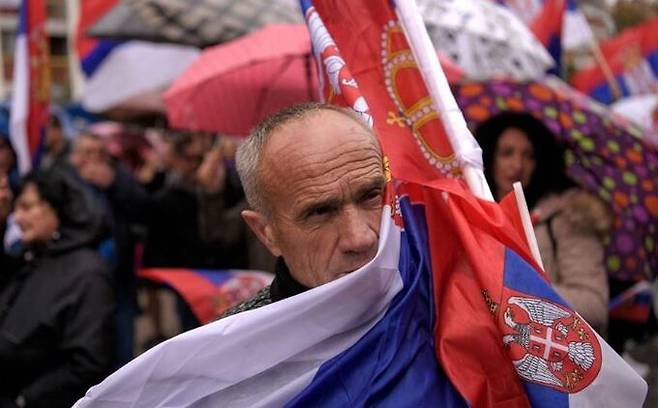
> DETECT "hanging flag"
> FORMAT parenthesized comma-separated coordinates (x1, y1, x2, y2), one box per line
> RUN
(75, 0, 119, 76)
(138, 268, 273, 324)
(9, 0, 50, 174)
(529, 0, 565, 76)
(302, 0, 463, 183)
(73, 1, 648, 406)
(498, 0, 594, 76)
(572, 16, 658, 105)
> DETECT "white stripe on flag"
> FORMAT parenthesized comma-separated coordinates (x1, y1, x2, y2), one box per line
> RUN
(570, 333, 647, 408)
(9, 34, 31, 174)
(75, 208, 402, 408)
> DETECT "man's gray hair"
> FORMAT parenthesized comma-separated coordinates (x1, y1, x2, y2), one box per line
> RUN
(236, 102, 371, 213)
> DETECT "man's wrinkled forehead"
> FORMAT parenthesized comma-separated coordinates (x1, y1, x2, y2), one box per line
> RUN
(265, 109, 381, 157)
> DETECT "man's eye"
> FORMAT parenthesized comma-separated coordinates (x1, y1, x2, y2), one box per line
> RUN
(362, 189, 382, 202)
(309, 205, 334, 217)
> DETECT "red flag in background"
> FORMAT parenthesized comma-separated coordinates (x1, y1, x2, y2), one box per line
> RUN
(9, 0, 50, 173)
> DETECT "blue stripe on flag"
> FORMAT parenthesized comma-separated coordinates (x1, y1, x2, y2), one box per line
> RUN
(503, 248, 569, 308)
(195, 269, 233, 286)
(18, 0, 27, 34)
(285, 199, 467, 407)
(81, 40, 120, 77)
(525, 382, 569, 407)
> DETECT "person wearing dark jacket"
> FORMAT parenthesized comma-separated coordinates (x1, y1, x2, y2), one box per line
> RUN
(0, 169, 115, 408)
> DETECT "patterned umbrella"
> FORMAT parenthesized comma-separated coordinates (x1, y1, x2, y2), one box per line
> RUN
(452, 77, 658, 281)
(88, 0, 302, 47)
(418, 0, 554, 81)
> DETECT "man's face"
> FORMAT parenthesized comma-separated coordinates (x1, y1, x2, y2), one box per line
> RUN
(173, 138, 206, 183)
(70, 136, 109, 169)
(252, 110, 385, 288)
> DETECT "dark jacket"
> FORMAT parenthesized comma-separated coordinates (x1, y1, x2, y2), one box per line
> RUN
(0, 171, 115, 408)
(218, 258, 307, 319)
(107, 169, 248, 269)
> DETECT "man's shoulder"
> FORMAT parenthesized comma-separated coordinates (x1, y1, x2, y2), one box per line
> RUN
(217, 285, 273, 320)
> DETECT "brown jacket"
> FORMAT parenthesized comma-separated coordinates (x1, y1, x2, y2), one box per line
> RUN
(533, 189, 611, 331)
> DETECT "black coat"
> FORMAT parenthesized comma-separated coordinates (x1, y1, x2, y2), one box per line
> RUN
(0, 170, 115, 408)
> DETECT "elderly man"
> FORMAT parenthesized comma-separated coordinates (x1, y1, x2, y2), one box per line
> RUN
(223, 102, 387, 315)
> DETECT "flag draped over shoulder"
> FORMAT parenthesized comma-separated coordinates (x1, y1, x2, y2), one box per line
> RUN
(307, 0, 646, 405)
(9, 0, 50, 174)
(572, 16, 658, 104)
(75, 0, 647, 406)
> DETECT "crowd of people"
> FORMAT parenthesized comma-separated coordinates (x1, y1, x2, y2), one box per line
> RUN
(0, 104, 653, 406)
(0, 113, 274, 406)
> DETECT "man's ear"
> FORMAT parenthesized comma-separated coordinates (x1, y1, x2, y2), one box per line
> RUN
(241, 210, 282, 257)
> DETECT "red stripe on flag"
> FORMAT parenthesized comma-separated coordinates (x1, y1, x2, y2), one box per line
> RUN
(530, 0, 566, 46)
(75, 0, 118, 59)
(139, 268, 218, 324)
(572, 16, 658, 94)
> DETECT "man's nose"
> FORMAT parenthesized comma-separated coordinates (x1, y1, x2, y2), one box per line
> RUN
(338, 207, 378, 255)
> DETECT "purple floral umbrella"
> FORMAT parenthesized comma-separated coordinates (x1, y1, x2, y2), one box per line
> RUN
(452, 77, 658, 282)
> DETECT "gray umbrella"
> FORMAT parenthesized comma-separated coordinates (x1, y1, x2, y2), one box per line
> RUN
(88, 0, 303, 48)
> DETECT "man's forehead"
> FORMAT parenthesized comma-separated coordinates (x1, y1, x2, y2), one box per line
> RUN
(266, 109, 378, 155)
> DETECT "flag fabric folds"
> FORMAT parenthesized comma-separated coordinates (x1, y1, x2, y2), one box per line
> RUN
(75, 0, 648, 406)
(75, 0, 120, 77)
(9, 0, 50, 174)
(138, 268, 273, 324)
(529, 0, 565, 76)
(572, 16, 658, 105)
(75, 179, 647, 407)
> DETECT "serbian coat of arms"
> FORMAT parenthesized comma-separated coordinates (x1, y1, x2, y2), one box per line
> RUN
(501, 295, 602, 393)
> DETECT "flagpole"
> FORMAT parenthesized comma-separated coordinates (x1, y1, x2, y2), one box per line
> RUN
(395, 0, 545, 269)
(393, 0, 492, 201)
(589, 39, 621, 101)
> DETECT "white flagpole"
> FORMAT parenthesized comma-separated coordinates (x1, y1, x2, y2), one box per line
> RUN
(393, 0, 491, 201)
(394, 0, 544, 269)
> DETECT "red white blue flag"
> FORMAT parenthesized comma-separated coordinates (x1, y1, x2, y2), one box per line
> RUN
(138, 268, 272, 324)
(73, 1, 648, 406)
(572, 16, 658, 105)
(75, 0, 119, 77)
(9, 0, 50, 174)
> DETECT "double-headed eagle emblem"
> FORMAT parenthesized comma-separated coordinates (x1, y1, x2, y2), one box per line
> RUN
(502, 296, 602, 392)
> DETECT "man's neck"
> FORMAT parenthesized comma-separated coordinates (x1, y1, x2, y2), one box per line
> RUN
(270, 258, 310, 302)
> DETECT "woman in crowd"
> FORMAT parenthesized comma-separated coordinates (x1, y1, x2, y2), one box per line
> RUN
(0, 169, 114, 408)
(476, 112, 611, 331)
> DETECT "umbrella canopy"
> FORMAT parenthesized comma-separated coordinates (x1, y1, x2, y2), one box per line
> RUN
(82, 42, 199, 113)
(88, 0, 303, 47)
(452, 77, 658, 281)
(164, 24, 319, 135)
(164, 24, 462, 136)
(419, 0, 554, 81)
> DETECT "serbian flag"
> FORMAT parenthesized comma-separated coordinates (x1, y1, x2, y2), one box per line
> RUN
(75, 0, 119, 76)
(74, 0, 647, 406)
(499, 0, 593, 77)
(609, 281, 654, 324)
(9, 0, 50, 174)
(138, 268, 273, 324)
(572, 16, 658, 105)
(529, 0, 565, 76)
(74, 184, 646, 407)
